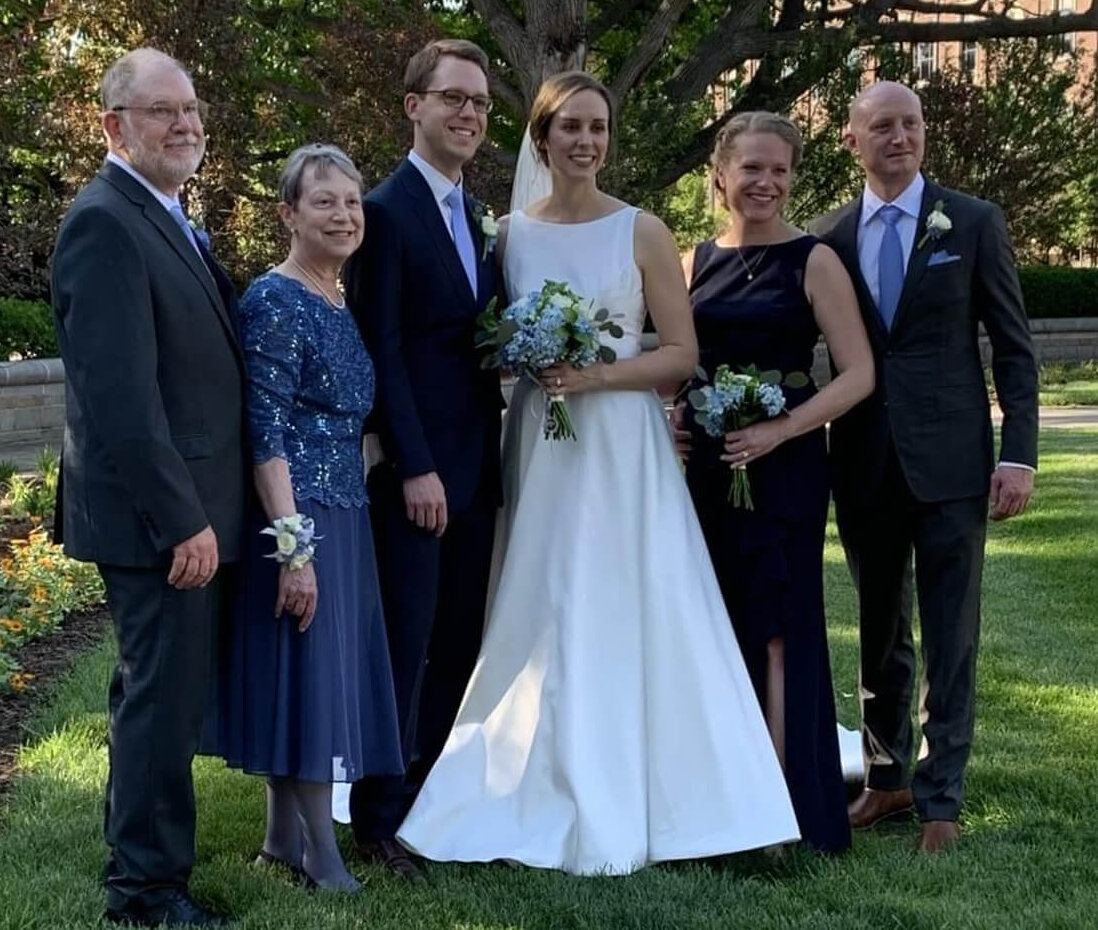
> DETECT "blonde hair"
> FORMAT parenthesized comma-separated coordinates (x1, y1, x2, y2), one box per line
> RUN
(710, 111, 804, 201)
(529, 71, 615, 167)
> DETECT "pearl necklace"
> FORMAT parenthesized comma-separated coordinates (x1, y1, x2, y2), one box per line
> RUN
(287, 256, 345, 309)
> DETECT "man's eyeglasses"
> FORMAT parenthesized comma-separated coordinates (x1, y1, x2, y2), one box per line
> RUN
(420, 89, 493, 115)
(111, 100, 209, 125)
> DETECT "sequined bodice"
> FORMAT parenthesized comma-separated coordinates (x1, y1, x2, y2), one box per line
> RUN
(241, 271, 374, 507)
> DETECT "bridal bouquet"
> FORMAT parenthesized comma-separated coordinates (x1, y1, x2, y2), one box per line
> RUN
(688, 364, 808, 509)
(476, 280, 621, 441)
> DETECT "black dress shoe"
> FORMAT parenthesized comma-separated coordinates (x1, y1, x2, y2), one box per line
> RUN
(355, 838, 427, 883)
(105, 888, 230, 927)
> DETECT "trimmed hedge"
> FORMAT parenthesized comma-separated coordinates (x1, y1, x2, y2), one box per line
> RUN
(1018, 266, 1098, 320)
(0, 297, 57, 359)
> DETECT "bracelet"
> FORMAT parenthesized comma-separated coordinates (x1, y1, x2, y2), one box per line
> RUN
(260, 513, 318, 570)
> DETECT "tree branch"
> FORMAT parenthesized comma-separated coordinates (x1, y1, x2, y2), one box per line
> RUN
(893, 0, 991, 14)
(469, 0, 533, 70)
(590, 0, 654, 42)
(869, 7, 1098, 42)
(663, 0, 776, 103)
(607, 0, 691, 100)
(489, 73, 525, 115)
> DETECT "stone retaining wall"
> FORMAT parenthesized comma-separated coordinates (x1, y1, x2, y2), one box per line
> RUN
(1, 318, 1095, 452)
(0, 358, 65, 450)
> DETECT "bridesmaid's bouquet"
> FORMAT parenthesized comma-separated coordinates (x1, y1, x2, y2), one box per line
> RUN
(476, 280, 621, 441)
(688, 364, 808, 509)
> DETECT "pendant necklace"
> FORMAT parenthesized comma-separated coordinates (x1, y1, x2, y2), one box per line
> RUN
(288, 256, 345, 309)
(736, 244, 770, 282)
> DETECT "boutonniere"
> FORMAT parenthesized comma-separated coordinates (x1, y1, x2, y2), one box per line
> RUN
(917, 200, 952, 249)
(471, 201, 499, 260)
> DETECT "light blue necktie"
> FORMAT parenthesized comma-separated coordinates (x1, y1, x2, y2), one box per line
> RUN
(877, 204, 904, 330)
(444, 187, 478, 295)
(168, 202, 203, 256)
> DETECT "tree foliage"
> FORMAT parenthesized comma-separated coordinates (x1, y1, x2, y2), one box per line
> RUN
(447, 0, 1097, 207)
(0, 0, 451, 296)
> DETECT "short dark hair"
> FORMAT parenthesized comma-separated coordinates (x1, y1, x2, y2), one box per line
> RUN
(404, 39, 490, 94)
(528, 71, 615, 168)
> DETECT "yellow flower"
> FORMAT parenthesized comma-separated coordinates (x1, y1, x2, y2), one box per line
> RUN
(31, 585, 49, 603)
(0, 618, 25, 634)
(10, 671, 35, 691)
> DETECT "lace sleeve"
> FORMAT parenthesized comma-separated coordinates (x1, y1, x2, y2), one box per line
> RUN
(240, 276, 305, 464)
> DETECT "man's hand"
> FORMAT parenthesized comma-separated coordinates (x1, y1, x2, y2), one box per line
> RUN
(168, 526, 219, 589)
(671, 401, 692, 461)
(276, 562, 319, 633)
(989, 465, 1034, 521)
(404, 472, 448, 536)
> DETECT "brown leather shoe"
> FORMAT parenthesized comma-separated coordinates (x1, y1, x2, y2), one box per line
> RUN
(916, 820, 961, 853)
(848, 787, 915, 829)
(356, 838, 427, 883)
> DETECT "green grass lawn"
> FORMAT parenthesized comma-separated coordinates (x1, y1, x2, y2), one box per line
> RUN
(1037, 360, 1098, 406)
(2, 429, 1096, 929)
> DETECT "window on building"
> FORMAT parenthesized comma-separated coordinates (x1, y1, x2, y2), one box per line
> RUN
(1054, 0, 1077, 53)
(961, 41, 978, 75)
(915, 43, 937, 80)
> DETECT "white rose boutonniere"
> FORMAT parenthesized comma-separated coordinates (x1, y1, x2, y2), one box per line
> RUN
(472, 201, 499, 260)
(917, 200, 952, 249)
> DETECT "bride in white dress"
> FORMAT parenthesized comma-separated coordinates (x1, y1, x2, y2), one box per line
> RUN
(397, 71, 799, 875)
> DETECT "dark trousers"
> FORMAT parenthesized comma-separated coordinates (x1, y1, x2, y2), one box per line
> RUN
(99, 565, 223, 909)
(350, 464, 495, 842)
(836, 444, 988, 822)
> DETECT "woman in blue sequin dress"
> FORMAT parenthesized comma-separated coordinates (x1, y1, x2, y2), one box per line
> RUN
(678, 114, 874, 853)
(212, 145, 402, 891)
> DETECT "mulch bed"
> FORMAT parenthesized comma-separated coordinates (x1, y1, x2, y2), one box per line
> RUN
(0, 514, 111, 797)
(0, 605, 111, 796)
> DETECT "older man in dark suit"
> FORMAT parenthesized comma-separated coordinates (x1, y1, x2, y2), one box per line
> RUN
(810, 82, 1038, 853)
(51, 48, 244, 926)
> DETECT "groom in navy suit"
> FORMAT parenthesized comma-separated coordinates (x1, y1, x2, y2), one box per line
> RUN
(811, 82, 1038, 852)
(344, 38, 502, 878)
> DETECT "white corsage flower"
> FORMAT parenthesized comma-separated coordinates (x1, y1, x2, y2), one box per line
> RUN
(275, 530, 297, 557)
(261, 513, 320, 570)
(474, 203, 499, 260)
(917, 200, 952, 249)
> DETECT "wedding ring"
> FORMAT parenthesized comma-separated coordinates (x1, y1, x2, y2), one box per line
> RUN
(555, 377, 562, 388)
(741, 451, 749, 460)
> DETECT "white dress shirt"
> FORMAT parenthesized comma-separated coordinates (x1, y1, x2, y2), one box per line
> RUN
(408, 149, 465, 242)
(857, 173, 925, 308)
(106, 152, 203, 257)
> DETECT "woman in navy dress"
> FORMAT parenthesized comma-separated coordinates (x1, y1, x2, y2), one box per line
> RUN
(677, 113, 874, 853)
(213, 145, 402, 890)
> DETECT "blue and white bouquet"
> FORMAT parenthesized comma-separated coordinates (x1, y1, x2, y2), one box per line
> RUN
(476, 280, 621, 441)
(688, 364, 808, 509)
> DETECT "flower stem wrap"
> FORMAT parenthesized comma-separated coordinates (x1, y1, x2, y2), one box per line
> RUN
(260, 513, 318, 571)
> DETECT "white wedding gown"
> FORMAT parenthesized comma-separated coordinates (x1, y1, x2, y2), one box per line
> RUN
(396, 207, 800, 875)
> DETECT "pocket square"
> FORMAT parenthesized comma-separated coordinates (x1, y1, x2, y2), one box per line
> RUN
(928, 250, 961, 267)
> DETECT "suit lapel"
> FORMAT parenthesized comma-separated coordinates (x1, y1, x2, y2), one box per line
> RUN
(465, 190, 495, 308)
(101, 163, 241, 355)
(396, 159, 475, 303)
(832, 196, 888, 345)
(891, 182, 942, 336)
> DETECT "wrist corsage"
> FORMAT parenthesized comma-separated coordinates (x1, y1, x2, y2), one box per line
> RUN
(261, 513, 318, 570)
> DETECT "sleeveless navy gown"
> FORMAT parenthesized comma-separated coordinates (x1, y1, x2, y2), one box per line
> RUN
(686, 235, 852, 853)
